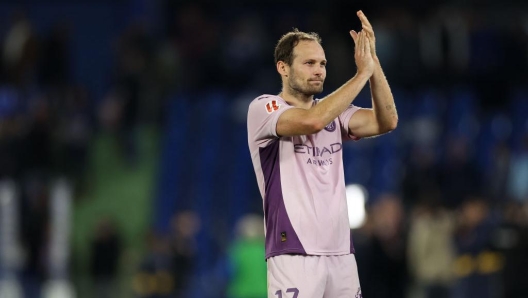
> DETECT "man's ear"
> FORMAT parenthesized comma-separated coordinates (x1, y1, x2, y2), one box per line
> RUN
(277, 61, 289, 77)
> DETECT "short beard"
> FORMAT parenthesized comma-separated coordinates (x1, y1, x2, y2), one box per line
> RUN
(287, 73, 323, 97)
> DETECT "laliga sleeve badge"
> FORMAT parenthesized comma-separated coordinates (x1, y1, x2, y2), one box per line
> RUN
(265, 100, 281, 114)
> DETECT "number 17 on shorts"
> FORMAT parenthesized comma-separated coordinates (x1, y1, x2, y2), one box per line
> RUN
(275, 288, 299, 298)
(267, 254, 361, 297)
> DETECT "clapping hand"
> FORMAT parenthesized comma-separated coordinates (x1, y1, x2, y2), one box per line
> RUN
(349, 10, 377, 60)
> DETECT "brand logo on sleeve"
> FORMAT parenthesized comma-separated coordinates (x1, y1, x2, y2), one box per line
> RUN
(324, 120, 336, 132)
(265, 100, 281, 114)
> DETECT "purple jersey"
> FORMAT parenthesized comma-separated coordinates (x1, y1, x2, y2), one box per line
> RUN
(247, 94, 361, 259)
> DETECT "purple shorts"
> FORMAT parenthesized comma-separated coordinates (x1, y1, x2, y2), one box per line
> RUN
(267, 254, 362, 298)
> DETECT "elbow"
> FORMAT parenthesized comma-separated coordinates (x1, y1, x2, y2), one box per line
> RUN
(312, 120, 327, 133)
(388, 118, 398, 131)
(305, 118, 326, 134)
(382, 118, 398, 133)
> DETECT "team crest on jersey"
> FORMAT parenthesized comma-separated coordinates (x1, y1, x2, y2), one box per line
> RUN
(324, 120, 336, 132)
(265, 100, 281, 114)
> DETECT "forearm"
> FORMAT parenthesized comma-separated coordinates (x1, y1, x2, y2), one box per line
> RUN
(370, 59, 398, 130)
(310, 72, 371, 129)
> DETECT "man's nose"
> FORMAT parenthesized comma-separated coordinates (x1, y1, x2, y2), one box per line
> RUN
(314, 68, 323, 76)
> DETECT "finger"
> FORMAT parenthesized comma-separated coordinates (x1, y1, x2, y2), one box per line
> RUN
(350, 30, 358, 44)
(357, 10, 373, 29)
(363, 33, 370, 55)
(364, 35, 371, 55)
(357, 31, 363, 53)
(360, 31, 366, 55)
(362, 25, 374, 37)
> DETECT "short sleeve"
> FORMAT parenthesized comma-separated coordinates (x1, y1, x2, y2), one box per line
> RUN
(247, 95, 293, 147)
(338, 104, 362, 141)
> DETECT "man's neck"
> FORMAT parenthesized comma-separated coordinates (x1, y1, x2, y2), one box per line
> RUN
(279, 89, 314, 110)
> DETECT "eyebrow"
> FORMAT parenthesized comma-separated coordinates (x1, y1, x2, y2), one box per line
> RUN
(304, 59, 327, 64)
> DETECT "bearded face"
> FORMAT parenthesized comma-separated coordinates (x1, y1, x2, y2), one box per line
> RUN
(287, 66, 325, 96)
(285, 40, 327, 96)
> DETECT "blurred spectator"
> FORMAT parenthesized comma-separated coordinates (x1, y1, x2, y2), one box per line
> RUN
(134, 231, 174, 298)
(110, 22, 154, 166)
(99, 89, 124, 134)
(494, 201, 528, 298)
(0, 87, 24, 179)
(467, 12, 509, 111)
(226, 214, 267, 298)
(402, 144, 440, 209)
(90, 217, 122, 298)
(133, 211, 200, 298)
(2, 10, 38, 86)
(488, 141, 511, 201)
(168, 4, 222, 91)
(452, 197, 501, 298)
(384, 9, 422, 85)
(439, 136, 482, 209)
(222, 14, 268, 91)
(98, 87, 138, 166)
(52, 86, 92, 189)
(408, 196, 455, 298)
(38, 21, 71, 87)
(360, 194, 408, 298)
(507, 134, 528, 203)
(147, 40, 182, 125)
(23, 96, 52, 176)
(169, 210, 201, 297)
(20, 176, 50, 296)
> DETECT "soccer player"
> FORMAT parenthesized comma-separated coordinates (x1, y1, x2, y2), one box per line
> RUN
(247, 11, 398, 298)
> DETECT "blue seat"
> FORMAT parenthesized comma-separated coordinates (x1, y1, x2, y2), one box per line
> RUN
(154, 93, 191, 233)
(447, 86, 478, 138)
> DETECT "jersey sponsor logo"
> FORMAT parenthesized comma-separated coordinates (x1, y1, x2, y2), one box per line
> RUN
(265, 100, 281, 114)
(324, 120, 336, 132)
(294, 143, 342, 157)
(306, 158, 333, 166)
(295, 143, 341, 167)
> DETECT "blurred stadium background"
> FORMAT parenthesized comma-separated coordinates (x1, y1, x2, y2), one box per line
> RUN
(0, 0, 527, 297)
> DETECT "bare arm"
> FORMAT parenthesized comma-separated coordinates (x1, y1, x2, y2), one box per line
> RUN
(348, 60, 398, 138)
(277, 31, 374, 137)
(277, 72, 371, 136)
(370, 58, 398, 131)
(348, 11, 398, 138)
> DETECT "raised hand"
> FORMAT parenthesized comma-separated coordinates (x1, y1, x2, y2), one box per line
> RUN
(351, 30, 374, 77)
(350, 10, 377, 59)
